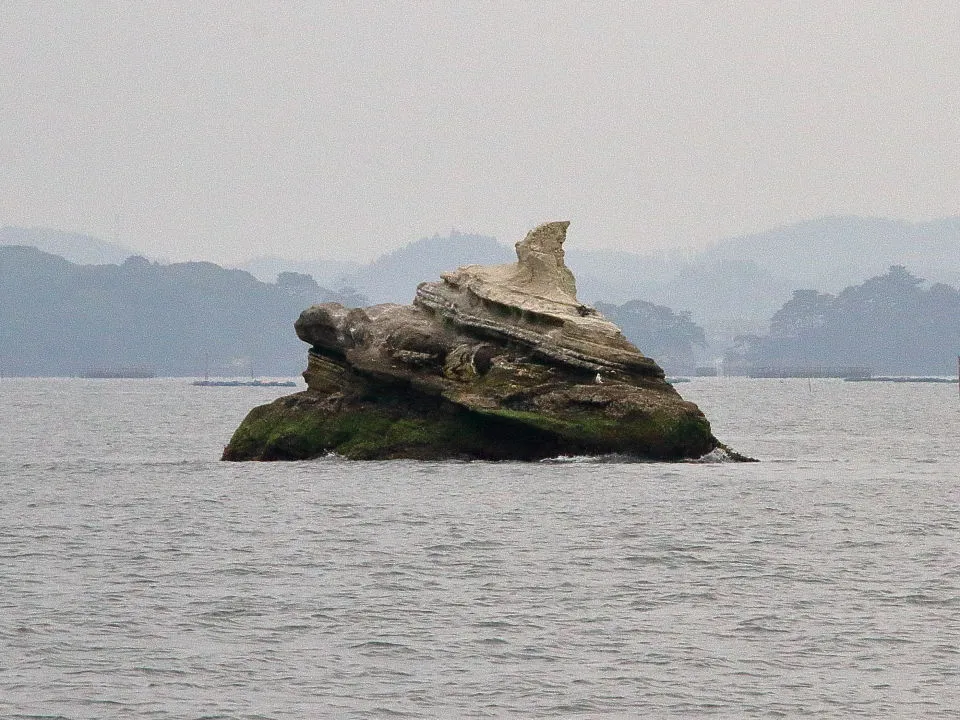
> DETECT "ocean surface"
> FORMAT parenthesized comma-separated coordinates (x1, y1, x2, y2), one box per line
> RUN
(1, 376, 957, 718)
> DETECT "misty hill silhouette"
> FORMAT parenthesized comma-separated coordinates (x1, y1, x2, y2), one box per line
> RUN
(327, 216, 960, 335)
(1, 226, 136, 266)
(728, 265, 960, 375)
(576, 216, 960, 334)
(237, 255, 361, 287)
(594, 299, 707, 374)
(340, 231, 513, 304)
(11, 214, 958, 339)
(0, 244, 708, 378)
(0, 247, 363, 377)
(660, 216, 960, 331)
(5, 215, 960, 375)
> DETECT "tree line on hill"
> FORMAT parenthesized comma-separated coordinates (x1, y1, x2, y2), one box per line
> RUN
(725, 265, 960, 375)
(255, 216, 960, 337)
(0, 246, 363, 377)
(0, 243, 707, 377)
(3, 227, 959, 377)
(8, 214, 960, 340)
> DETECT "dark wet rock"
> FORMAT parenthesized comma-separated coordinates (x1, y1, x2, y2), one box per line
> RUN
(223, 221, 749, 461)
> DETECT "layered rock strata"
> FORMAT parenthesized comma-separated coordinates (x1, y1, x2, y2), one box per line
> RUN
(223, 221, 743, 461)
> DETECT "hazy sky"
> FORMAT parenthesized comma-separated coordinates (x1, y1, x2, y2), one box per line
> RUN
(3, 1, 959, 263)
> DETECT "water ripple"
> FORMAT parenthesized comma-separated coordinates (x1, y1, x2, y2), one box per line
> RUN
(1, 378, 959, 717)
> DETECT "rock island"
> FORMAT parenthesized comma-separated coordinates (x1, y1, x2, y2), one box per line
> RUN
(223, 221, 744, 461)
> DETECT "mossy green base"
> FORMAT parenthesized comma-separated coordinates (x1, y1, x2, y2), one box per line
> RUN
(478, 406, 715, 460)
(222, 391, 717, 461)
(223, 396, 562, 460)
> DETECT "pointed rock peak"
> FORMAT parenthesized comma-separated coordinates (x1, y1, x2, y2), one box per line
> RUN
(516, 220, 570, 260)
(513, 220, 577, 300)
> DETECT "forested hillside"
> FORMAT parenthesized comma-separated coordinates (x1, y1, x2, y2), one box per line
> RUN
(595, 300, 707, 375)
(6, 215, 960, 376)
(727, 266, 960, 375)
(341, 231, 512, 304)
(0, 226, 135, 265)
(0, 247, 362, 376)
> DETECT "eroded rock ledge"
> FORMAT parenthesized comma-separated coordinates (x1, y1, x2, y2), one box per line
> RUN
(223, 221, 746, 461)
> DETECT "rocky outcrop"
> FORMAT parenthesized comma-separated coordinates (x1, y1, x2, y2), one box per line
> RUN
(223, 221, 746, 461)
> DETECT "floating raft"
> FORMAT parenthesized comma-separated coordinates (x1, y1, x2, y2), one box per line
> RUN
(80, 367, 155, 378)
(843, 376, 955, 383)
(192, 379, 297, 387)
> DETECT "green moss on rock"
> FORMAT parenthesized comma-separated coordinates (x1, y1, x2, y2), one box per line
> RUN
(222, 393, 583, 461)
(477, 405, 714, 460)
(222, 389, 717, 462)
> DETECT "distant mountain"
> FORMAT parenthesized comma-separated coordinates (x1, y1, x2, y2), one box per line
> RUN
(340, 231, 514, 304)
(594, 299, 707, 375)
(308, 216, 960, 338)
(235, 255, 361, 286)
(566, 248, 676, 307)
(0, 247, 363, 377)
(620, 216, 960, 333)
(14, 214, 958, 362)
(0, 226, 137, 265)
(300, 231, 675, 307)
(726, 265, 960, 375)
(697, 216, 960, 292)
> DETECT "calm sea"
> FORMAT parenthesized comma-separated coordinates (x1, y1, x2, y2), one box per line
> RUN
(1, 377, 957, 718)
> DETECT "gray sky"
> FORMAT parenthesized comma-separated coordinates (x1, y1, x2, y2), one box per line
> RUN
(3, 1, 959, 263)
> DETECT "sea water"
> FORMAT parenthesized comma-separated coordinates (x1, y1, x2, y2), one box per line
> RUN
(0, 377, 957, 718)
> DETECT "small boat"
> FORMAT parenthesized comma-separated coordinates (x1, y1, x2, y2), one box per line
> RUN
(843, 376, 955, 384)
